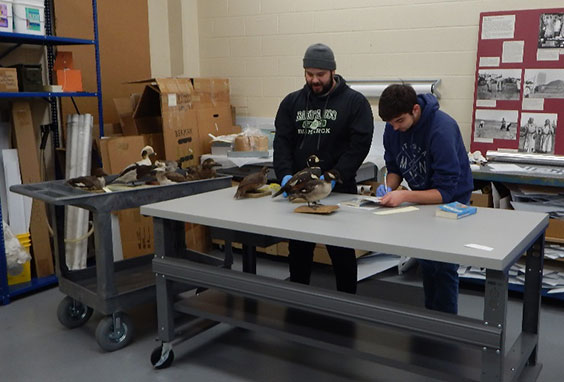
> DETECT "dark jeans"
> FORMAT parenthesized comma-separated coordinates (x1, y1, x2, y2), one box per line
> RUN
(418, 259, 459, 314)
(288, 239, 357, 294)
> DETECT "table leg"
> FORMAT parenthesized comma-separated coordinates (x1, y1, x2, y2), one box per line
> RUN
(522, 233, 544, 365)
(481, 268, 508, 381)
(242, 244, 257, 274)
(92, 211, 116, 300)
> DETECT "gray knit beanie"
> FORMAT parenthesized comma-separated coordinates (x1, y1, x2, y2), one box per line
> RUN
(303, 43, 336, 70)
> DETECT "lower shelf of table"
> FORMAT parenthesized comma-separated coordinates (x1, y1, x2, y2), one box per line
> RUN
(174, 289, 486, 381)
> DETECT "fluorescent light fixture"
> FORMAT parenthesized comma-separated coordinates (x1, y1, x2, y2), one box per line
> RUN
(348, 79, 441, 98)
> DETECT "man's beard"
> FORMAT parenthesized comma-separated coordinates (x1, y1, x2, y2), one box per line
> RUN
(308, 78, 333, 95)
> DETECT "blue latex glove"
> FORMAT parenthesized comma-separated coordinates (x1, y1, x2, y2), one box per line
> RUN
(281, 174, 292, 197)
(320, 175, 336, 190)
(376, 184, 392, 197)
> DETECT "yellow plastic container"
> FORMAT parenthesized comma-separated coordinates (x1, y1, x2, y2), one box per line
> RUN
(7, 232, 32, 285)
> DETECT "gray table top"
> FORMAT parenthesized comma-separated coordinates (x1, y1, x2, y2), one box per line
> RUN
(141, 187, 548, 271)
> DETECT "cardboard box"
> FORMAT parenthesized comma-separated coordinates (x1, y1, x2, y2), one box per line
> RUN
(469, 191, 493, 208)
(118, 208, 154, 259)
(185, 223, 210, 253)
(113, 97, 138, 136)
(191, 78, 230, 109)
(130, 78, 200, 167)
(277, 241, 367, 265)
(196, 105, 238, 155)
(54, 51, 74, 71)
(0, 68, 19, 92)
(546, 218, 564, 243)
(97, 134, 164, 259)
(56, 69, 83, 92)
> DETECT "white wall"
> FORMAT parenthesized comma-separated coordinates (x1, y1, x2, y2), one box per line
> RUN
(153, 0, 564, 147)
(148, 0, 200, 78)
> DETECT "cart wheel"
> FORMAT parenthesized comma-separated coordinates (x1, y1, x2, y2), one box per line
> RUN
(57, 296, 93, 329)
(95, 313, 134, 351)
(151, 344, 175, 369)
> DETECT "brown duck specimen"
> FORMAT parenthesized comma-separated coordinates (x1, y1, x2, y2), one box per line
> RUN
(234, 166, 269, 199)
(288, 169, 342, 208)
(67, 168, 108, 191)
(149, 166, 188, 185)
(196, 158, 222, 179)
(272, 154, 322, 198)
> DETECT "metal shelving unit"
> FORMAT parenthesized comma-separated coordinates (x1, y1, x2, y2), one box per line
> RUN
(1, 0, 103, 305)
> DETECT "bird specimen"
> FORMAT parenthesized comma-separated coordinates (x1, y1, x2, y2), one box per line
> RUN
(67, 168, 108, 191)
(194, 158, 222, 180)
(138, 145, 156, 165)
(150, 166, 188, 185)
(288, 169, 341, 208)
(272, 154, 322, 198)
(234, 166, 269, 199)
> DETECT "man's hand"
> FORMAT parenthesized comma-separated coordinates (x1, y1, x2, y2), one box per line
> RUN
(320, 175, 336, 190)
(376, 185, 392, 197)
(380, 190, 409, 207)
(281, 174, 292, 197)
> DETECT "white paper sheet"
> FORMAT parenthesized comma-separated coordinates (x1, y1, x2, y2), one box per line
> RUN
(357, 253, 400, 281)
(481, 15, 515, 39)
(486, 163, 525, 172)
(479, 57, 500, 67)
(502, 41, 524, 63)
(537, 49, 560, 61)
(522, 98, 544, 110)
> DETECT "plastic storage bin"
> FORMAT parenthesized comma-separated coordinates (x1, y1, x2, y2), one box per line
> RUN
(0, 0, 13, 33)
(13, 0, 44, 35)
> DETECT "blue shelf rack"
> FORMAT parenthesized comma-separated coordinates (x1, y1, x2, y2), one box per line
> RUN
(1, 0, 104, 305)
(0, 92, 97, 98)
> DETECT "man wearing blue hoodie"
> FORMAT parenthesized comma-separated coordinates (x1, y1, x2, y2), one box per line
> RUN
(274, 43, 374, 294)
(377, 84, 473, 314)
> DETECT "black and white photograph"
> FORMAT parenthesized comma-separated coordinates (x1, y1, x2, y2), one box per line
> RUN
(538, 13, 564, 48)
(519, 112, 558, 154)
(477, 69, 521, 100)
(474, 109, 518, 140)
(524, 69, 564, 99)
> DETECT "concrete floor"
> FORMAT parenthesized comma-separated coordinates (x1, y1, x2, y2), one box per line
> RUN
(2, 253, 563, 382)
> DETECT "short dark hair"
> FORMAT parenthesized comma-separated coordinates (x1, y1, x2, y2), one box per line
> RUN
(378, 84, 418, 121)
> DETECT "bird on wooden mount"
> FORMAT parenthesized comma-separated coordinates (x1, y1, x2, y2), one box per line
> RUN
(196, 158, 222, 179)
(288, 169, 342, 208)
(272, 154, 322, 198)
(234, 166, 269, 199)
(67, 168, 108, 191)
(150, 166, 188, 185)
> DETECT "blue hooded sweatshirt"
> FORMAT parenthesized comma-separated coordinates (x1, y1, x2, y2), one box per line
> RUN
(383, 94, 473, 204)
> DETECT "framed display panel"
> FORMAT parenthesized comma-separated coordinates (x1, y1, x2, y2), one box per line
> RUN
(471, 8, 564, 156)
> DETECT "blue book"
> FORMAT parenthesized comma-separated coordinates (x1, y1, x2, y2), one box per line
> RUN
(435, 202, 477, 219)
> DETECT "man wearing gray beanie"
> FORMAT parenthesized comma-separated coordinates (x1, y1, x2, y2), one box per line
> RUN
(273, 43, 374, 294)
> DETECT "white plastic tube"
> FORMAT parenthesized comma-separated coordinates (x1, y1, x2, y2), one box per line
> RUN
(64, 114, 93, 270)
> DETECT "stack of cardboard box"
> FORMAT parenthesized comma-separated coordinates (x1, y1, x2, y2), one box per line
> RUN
(99, 77, 239, 258)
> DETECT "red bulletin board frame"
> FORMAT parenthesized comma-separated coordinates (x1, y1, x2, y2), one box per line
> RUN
(470, 8, 564, 155)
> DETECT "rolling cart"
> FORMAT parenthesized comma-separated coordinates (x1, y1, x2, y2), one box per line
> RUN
(10, 175, 231, 351)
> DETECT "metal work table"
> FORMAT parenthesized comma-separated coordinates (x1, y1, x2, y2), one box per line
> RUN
(10, 175, 231, 351)
(142, 187, 548, 381)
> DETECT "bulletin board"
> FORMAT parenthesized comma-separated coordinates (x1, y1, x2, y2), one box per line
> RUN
(470, 8, 564, 156)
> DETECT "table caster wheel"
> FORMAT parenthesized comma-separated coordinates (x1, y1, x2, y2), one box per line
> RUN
(57, 296, 93, 329)
(95, 313, 133, 351)
(151, 343, 174, 369)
